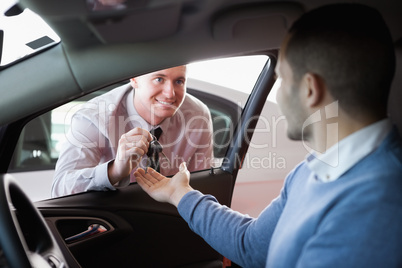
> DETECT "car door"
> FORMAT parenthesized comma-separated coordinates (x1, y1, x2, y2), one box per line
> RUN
(1, 53, 276, 268)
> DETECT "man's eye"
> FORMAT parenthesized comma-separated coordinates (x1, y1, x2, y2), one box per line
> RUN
(155, 77, 164, 83)
(176, 80, 185, 85)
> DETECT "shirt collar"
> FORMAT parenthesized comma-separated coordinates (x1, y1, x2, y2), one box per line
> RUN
(306, 118, 393, 182)
(126, 88, 171, 134)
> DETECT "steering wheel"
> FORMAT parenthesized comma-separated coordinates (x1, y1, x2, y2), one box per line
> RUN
(0, 174, 68, 268)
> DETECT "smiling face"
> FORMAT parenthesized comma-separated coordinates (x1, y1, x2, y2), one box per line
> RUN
(131, 66, 187, 125)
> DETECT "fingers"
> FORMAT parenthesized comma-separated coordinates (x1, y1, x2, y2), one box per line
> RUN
(138, 168, 165, 182)
(125, 127, 153, 142)
(146, 167, 168, 181)
(119, 128, 152, 159)
(135, 168, 152, 188)
(179, 162, 188, 173)
(123, 133, 149, 149)
(135, 168, 167, 188)
(126, 144, 147, 159)
(111, 128, 153, 181)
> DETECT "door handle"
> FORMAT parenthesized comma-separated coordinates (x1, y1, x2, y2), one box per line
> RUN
(65, 224, 107, 243)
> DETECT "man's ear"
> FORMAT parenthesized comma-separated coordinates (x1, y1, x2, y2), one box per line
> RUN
(130, 78, 138, 88)
(302, 73, 326, 108)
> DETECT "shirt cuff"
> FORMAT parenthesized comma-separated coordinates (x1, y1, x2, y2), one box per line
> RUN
(92, 161, 116, 190)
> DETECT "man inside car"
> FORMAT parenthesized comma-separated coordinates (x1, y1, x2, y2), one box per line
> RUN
(135, 3, 402, 267)
(52, 66, 214, 197)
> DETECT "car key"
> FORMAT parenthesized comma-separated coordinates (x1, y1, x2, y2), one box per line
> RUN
(146, 136, 169, 172)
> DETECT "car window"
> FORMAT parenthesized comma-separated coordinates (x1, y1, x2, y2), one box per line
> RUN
(8, 55, 268, 201)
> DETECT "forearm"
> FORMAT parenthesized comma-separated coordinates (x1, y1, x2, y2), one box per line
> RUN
(107, 159, 130, 185)
(52, 162, 113, 197)
(177, 191, 268, 267)
(170, 185, 193, 207)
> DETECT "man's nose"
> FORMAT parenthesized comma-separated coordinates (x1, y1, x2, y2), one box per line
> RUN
(162, 82, 175, 98)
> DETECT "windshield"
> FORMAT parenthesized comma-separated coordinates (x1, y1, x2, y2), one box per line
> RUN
(0, 0, 60, 66)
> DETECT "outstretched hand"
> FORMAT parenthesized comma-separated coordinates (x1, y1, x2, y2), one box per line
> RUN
(134, 162, 193, 207)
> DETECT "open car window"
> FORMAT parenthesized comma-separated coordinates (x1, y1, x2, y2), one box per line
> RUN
(7, 55, 269, 201)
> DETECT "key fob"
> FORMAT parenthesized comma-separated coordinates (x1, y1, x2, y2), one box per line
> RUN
(147, 139, 163, 157)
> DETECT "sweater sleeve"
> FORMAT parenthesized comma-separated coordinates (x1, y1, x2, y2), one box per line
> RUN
(177, 190, 285, 267)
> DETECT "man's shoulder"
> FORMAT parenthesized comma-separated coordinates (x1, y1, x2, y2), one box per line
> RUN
(343, 128, 402, 192)
(75, 83, 132, 120)
(181, 93, 210, 115)
(285, 161, 311, 184)
(87, 83, 132, 105)
(365, 127, 402, 171)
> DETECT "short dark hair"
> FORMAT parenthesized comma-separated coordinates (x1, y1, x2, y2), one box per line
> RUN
(284, 3, 395, 117)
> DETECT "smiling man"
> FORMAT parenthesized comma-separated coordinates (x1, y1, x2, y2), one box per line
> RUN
(51, 66, 214, 197)
(131, 66, 187, 125)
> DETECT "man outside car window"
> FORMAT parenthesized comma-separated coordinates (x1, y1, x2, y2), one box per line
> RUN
(135, 4, 402, 268)
(52, 66, 214, 197)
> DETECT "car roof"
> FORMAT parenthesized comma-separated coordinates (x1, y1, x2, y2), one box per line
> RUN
(0, 0, 401, 126)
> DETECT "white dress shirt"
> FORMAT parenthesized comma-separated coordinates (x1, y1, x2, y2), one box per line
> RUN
(52, 83, 214, 197)
(306, 118, 393, 182)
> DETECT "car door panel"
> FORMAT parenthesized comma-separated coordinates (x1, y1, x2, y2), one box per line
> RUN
(36, 168, 234, 267)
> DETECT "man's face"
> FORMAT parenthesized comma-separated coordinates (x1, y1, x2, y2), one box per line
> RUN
(275, 53, 309, 141)
(131, 66, 187, 125)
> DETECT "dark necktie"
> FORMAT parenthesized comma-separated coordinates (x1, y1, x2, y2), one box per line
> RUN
(147, 127, 163, 172)
(150, 127, 163, 141)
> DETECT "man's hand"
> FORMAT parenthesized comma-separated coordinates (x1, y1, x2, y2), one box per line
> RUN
(108, 127, 153, 185)
(135, 162, 193, 207)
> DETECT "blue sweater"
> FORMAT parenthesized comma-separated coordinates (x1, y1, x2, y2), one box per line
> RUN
(178, 129, 402, 268)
